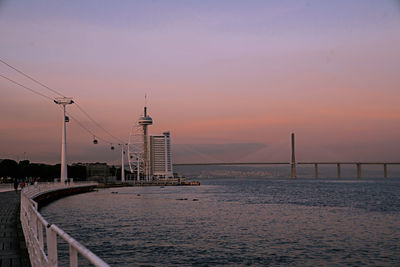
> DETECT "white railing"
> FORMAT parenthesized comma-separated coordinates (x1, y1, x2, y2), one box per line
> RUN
(21, 182, 110, 267)
(22, 181, 97, 199)
(0, 183, 13, 192)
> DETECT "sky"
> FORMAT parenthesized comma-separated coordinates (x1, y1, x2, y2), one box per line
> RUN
(1, 0, 400, 164)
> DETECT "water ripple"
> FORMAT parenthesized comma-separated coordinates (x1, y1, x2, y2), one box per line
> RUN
(40, 178, 400, 266)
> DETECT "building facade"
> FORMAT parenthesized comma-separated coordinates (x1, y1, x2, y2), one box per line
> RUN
(85, 163, 110, 182)
(150, 131, 173, 178)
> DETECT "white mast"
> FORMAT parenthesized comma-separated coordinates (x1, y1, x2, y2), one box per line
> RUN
(54, 97, 74, 183)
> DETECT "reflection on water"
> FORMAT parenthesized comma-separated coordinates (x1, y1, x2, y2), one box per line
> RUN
(40, 178, 400, 266)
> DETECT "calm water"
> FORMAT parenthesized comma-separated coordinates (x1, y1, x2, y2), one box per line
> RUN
(40, 178, 400, 266)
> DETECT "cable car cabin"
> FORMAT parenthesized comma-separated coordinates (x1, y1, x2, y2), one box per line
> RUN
(65, 116, 69, 122)
(93, 139, 98, 144)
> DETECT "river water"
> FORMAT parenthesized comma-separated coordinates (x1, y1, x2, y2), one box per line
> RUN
(40, 178, 400, 266)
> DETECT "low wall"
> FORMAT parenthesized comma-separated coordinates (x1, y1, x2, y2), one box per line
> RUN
(33, 185, 96, 209)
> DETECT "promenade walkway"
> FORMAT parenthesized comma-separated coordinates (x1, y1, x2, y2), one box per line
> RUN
(0, 190, 30, 267)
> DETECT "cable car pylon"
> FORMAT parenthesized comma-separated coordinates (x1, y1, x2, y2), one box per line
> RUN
(54, 97, 74, 183)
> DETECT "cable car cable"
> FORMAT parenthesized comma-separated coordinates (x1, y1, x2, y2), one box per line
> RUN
(0, 58, 66, 98)
(2, 71, 119, 149)
(74, 102, 125, 144)
(64, 109, 114, 145)
(0, 73, 54, 101)
(0, 59, 126, 145)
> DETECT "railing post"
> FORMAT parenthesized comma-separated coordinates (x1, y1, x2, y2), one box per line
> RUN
(37, 218, 44, 250)
(32, 211, 38, 239)
(337, 163, 341, 178)
(384, 163, 387, 178)
(21, 182, 104, 267)
(314, 163, 318, 179)
(357, 163, 361, 178)
(47, 227, 58, 267)
(70, 244, 78, 267)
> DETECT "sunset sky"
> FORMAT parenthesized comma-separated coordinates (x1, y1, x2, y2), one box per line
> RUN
(1, 0, 400, 164)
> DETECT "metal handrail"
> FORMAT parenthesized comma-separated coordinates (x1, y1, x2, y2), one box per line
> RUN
(20, 182, 109, 267)
(23, 181, 98, 199)
(51, 224, 109, 267)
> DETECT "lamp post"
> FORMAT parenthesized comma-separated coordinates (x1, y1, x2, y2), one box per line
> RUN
(54, 97, 74, 183)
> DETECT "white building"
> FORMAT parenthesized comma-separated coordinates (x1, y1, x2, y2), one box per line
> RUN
(150, 131, 173, 178)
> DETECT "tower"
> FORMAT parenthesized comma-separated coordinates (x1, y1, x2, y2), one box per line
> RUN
(54, 97, 74, 183)
(138, 105, 152, 180)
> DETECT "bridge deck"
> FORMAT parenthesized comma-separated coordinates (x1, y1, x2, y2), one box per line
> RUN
(0, 191, 30, 267)
(174, 162, 400, 166)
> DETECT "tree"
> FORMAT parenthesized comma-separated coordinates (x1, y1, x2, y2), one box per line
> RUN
(0, 159, 19, 178)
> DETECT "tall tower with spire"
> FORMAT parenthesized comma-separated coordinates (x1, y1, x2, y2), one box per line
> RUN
(138, 101, 153, 180)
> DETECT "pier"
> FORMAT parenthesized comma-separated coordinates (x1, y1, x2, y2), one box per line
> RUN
(98, 180, 200, 188)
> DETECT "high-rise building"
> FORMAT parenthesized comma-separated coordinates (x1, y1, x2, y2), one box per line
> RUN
(150, 131, 173, 178)
(129, 103, 175, 181)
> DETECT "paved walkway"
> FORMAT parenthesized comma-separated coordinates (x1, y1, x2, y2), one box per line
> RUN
(0, 184, 13, 193)
(0, 191, 30, 267)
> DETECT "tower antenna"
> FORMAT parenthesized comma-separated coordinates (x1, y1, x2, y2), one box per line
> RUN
(144, 93, 148, 116)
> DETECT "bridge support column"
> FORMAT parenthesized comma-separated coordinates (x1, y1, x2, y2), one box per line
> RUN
(337, 163, 341, 178)
(384, 163, 387, 178)
(314, 164, 318, 179)
(357, 163, 361, 178)
(291, 163, 296, 179)
(291, 133, 296, 179)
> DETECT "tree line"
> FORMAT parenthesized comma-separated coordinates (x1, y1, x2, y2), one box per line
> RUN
(0, 159, 87, 182)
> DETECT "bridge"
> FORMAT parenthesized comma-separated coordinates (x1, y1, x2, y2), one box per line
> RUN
(173, 133, 400, 179)
(174, 161, 400, 178)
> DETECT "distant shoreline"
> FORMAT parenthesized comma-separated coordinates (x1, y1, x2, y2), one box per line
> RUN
(97, 180, 200, 188)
